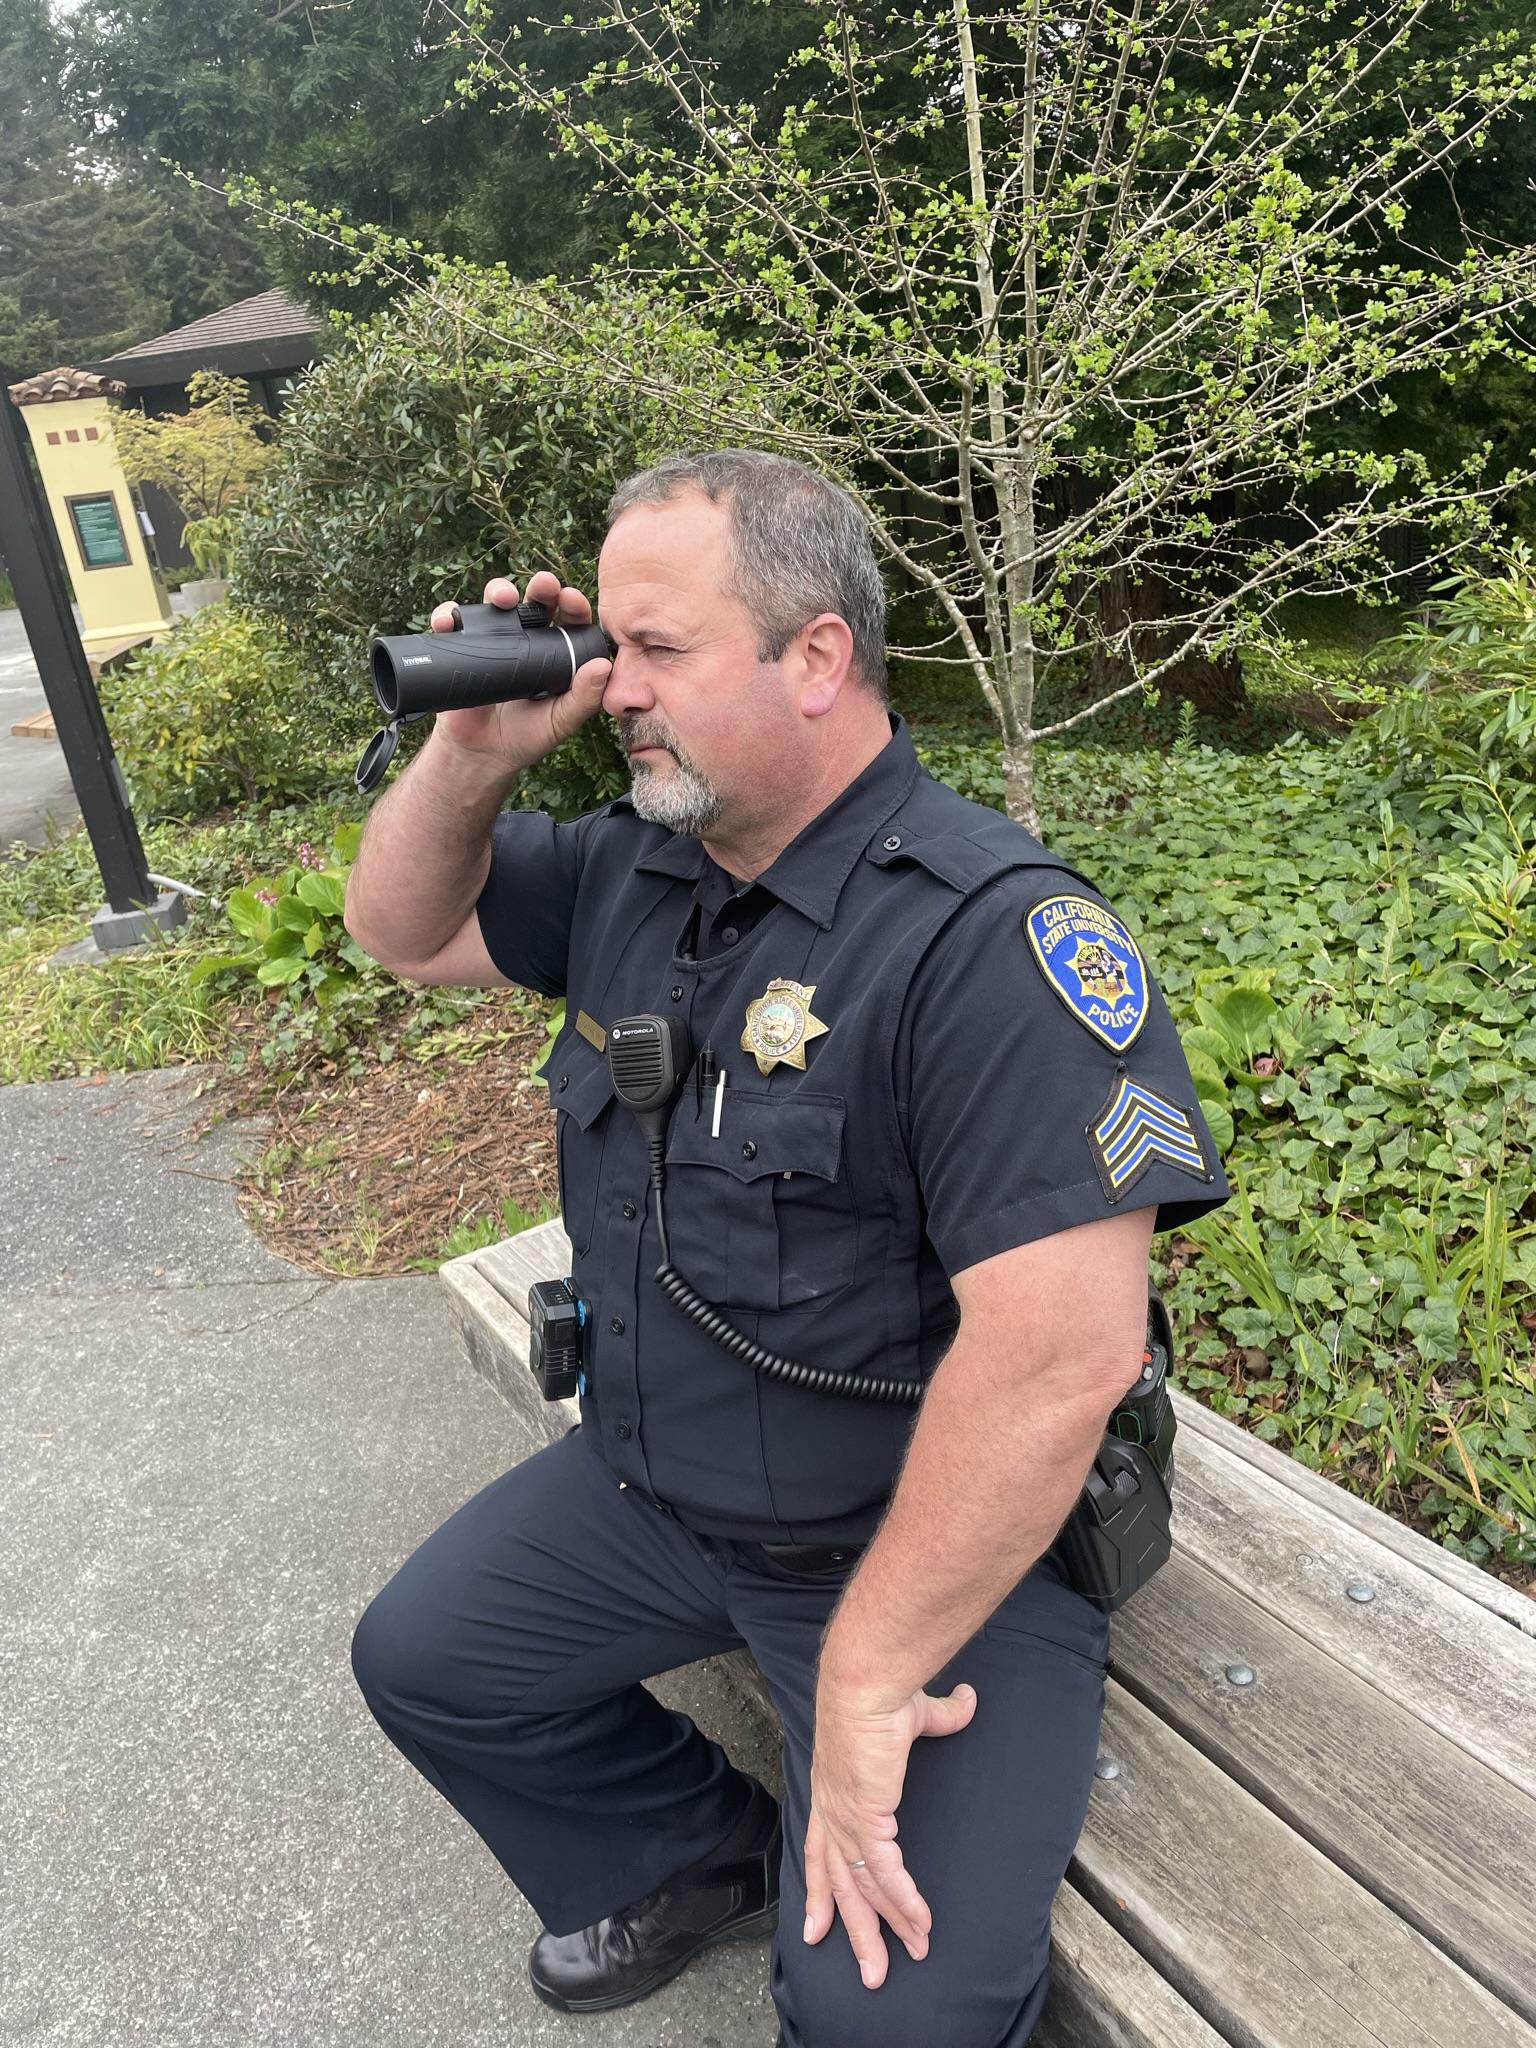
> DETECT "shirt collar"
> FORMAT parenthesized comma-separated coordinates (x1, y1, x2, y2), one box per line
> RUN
(630, 714, 919, 929)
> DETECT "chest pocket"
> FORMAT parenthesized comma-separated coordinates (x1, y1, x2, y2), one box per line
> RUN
(663, 1091, 856, 1313)
(543, 1026, 616, 1259)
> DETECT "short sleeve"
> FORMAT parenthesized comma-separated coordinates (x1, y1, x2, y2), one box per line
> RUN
(895, 872, 1230, 1278)
(473, 805, 595, 998)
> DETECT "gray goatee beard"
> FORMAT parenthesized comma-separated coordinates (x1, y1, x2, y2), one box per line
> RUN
(624, 732, 725, 838)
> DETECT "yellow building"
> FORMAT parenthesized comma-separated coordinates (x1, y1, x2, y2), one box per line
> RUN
(6, 366, 174, 660)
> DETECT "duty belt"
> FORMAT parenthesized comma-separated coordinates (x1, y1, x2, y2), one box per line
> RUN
(618, 1477, 865, 1573)
(760, 1542, 866, 1575)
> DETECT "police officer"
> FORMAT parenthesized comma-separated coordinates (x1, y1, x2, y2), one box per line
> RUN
(344, 449, 1229, 2047)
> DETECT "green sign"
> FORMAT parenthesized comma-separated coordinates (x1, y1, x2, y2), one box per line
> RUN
(68, 494, 130, 569)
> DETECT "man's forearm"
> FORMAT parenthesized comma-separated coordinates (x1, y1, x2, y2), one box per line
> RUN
(344, 727, 518, 970)
(816, 1337, 1122, 1708)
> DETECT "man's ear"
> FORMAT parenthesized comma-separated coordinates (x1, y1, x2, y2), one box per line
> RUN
(793, 612, 856, 718)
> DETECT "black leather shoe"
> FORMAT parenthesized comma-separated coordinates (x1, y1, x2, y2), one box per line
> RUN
(528, 1780, 782, 2013)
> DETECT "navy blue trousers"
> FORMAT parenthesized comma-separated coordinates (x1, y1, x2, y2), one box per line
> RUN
(350, 1424, 1108, 2048)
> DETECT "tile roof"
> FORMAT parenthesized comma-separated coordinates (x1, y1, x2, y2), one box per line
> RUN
(99, 288, 320, 363)
(7, 367, 126, 405)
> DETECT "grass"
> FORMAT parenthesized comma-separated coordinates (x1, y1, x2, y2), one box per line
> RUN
(406, 1193, 561, 1272)
(0, 788, 379, 1085)
(0, 914, 237, 1083)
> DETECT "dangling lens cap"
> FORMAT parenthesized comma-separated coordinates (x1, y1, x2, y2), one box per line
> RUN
(356, 722, 400, 795)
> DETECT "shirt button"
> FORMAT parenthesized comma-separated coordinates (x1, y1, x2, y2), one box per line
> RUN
(721, 926, 739, 945)
(622, 1201, 638, 1220)
(558, 1075, 569, 1092)
(742, 1140, 757, 1160)
(884, 834, 902, 851)
(615, 1421, 632, 1439)
(670, 984, 685, 1002)
(610, 1316, 625, 1334)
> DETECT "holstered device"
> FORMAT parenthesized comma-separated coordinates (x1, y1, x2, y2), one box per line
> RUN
(1055, 1293, 1177, 1611)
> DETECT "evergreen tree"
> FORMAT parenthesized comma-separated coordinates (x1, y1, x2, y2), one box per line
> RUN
(0, 0, 273, 375)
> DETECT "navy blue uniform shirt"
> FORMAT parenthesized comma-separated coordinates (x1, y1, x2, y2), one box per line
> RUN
(476, 713, 1228, 1543)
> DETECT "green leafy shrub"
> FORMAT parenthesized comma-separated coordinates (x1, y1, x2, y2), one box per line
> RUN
(99, 604, 347, 819)
(1037, 726, 1536, 1570)
(229, 265, 739, 804)
(1337, 537, 1536, 772)
(910, 725, 1007, 808)
(190, 820, 371, 1003)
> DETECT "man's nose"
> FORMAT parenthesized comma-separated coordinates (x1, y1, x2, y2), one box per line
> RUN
(602, 647, 655, 717)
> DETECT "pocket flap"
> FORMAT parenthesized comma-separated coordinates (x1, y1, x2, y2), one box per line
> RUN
(666, 1092, 846, 1184)
(540, 1025, 616, 1131)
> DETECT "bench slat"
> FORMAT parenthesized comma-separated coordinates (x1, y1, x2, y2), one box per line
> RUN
(1077, 1683, 1536, 2048)
(1108, 1548, 1536, 2023)
(440, 1249, 575, 1443)
(477, 1217, 572, 1305)
(1173, 1393, 1536, 1641)
(1168, 1427, 1536, 1796)
(1039, 1881, 1231, 2048)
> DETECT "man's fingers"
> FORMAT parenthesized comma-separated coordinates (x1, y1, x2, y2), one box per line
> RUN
(477, 573, 595, 630)
(570, 655, 613, 698)
(849, 1838, 931, 1955)
(429, 602, 461, 634)
(803, 1812, 833, 1946)
(828, 1842, 890, 1989)
(916, 1683, 978, 1738)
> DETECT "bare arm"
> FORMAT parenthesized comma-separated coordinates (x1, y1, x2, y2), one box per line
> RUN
(343, 570, 612, 984)
(343, 725, 517, 981)
(815, 1205, 1157, 1707)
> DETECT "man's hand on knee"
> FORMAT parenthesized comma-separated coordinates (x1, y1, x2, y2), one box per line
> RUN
(803, 1680, 977, 1988)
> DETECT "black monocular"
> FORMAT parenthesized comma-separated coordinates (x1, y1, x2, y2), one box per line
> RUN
(355, 598, 616, 794)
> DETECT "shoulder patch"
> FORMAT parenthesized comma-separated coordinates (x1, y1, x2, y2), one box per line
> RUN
(1024, 893, 1148, 1051)
(1088, 1076, 1215, 1202)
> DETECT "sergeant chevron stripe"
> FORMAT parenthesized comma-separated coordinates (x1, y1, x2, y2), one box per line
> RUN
(1088, 1076, 1214, 1202)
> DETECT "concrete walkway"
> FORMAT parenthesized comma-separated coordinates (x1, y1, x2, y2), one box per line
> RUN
(0, 594, 190, 854)
(1, 1065, 781, 2046)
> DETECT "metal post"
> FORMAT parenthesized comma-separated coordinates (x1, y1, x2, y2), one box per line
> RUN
(0, 368, 183, 949)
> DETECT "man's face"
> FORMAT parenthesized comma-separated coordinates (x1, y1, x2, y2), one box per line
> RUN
(597, 492, 799, 840)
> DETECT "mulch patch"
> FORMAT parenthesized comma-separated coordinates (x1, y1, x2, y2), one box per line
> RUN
(190, 995, 559, 1277)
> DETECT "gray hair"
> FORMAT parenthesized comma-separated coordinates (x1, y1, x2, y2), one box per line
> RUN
(605, 449, 889, 704)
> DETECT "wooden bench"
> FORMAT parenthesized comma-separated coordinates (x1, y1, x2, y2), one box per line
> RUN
(442, 1219, 1536, 2047)
(9, 635, 155, 739)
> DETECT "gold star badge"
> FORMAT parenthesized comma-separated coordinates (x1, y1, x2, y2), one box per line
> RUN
(741, 978, 829, 1075)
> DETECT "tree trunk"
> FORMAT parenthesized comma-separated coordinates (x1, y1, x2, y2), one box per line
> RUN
(1003, 742, 1040, 834)
(1051, 463, 1251, 720)
(1089, 560, 1249, 717)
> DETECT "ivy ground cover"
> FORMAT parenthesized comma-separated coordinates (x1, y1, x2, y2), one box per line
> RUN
(1029, 733, 1535, 1575)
